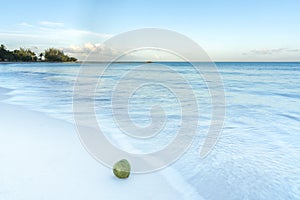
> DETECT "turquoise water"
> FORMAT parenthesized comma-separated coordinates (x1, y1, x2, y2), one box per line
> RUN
(0, 62, 300, 199)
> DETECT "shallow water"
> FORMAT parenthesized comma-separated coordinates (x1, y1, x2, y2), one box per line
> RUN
(0, 62, 299, 199)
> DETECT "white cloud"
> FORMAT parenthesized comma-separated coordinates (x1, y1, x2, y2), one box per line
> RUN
(39, 21, 64, 28)
(62, 43, 123, 61)
(53, 28, 112, 40)
(62, 43, 184, 62)
(18, 22, 35, 28)
(1, 21, 112, 54)
(64, 43, 113, 53)
(286, 49, 300, 53)
(245, 48, 300, 55)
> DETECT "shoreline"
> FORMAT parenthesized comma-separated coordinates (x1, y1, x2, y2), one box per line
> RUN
(2, 61, 300, 64)
(0, 87, 193, 199)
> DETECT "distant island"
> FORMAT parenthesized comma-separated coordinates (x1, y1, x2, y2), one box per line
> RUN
(0, 44, 77, 62)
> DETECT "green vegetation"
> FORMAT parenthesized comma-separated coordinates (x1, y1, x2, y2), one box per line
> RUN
(0, 44, 77, 62)
(44, 48, 77, 62)
(12, 48, 37, 62)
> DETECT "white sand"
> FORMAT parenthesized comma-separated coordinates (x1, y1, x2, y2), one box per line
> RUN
(0, 88, 185, 200)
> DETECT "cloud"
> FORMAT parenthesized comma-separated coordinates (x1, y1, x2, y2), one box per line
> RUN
(54, 28, 112, 39)
(18, 22, 35, 28)
(39, 21, 64, 28)
(244, 48, 300, 55)
(63, 43, 102, 53)
(1, 21, 112, 53)
(62, 43, 183, 62)
(286, 49, 300, 53)
(62, 43, 125, 61)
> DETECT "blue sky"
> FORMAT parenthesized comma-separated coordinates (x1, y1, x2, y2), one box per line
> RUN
(1, 0, 300, 61)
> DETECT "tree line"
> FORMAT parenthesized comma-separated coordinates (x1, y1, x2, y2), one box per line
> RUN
(0, 44, 77, 62)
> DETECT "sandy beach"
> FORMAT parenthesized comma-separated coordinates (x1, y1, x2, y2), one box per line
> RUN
(0, 87, 187, 199)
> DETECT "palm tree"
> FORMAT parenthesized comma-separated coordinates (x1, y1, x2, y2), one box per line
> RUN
(39, 53, 43, 61)
(0, 44, 6, 50)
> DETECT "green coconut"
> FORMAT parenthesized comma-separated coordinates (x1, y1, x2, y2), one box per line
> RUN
(113, 159, 131, 179)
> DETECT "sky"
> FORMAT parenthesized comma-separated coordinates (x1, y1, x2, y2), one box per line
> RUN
(1, 0, 300, 61)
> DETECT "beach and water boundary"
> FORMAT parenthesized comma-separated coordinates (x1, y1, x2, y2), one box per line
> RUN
(1, 62, 300, 199)
(0, 86, 202, 199)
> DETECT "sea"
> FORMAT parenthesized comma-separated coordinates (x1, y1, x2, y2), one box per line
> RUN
(0, 62, 299, 199)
